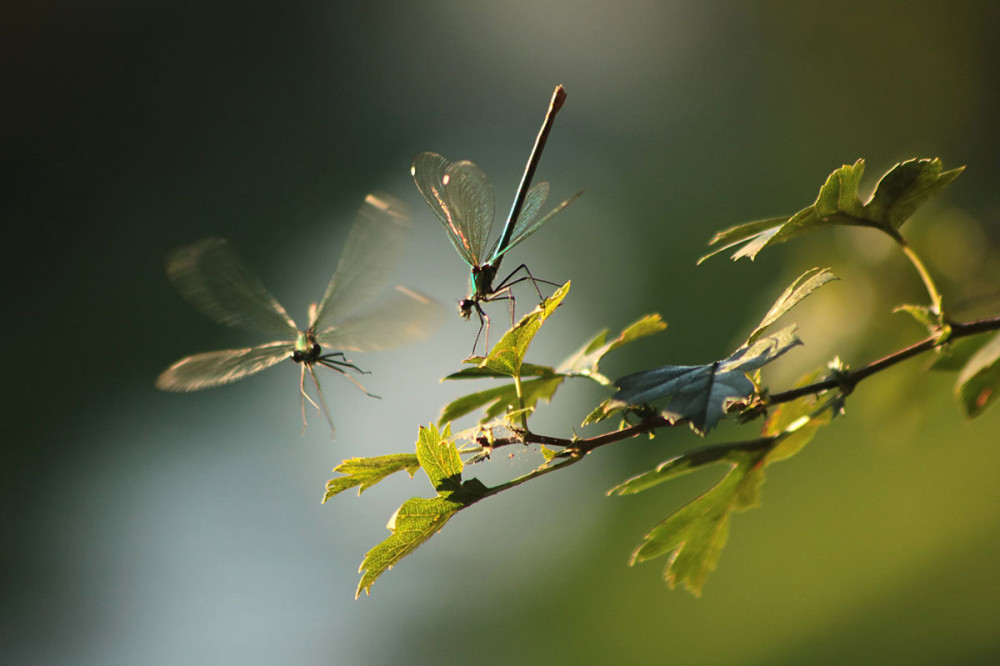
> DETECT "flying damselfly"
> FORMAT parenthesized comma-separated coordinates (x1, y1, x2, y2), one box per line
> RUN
(156, 193, 440, 435)
(411, 85, 581, 353)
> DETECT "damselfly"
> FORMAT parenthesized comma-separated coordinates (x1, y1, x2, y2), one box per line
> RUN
(411, 85, 580, 352)
(156, 193, 440, 434)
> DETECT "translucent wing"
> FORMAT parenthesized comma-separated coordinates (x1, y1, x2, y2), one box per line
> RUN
(310, 193, 409, 333)
(155, 341, 291, 391)
(411, 152, 495, 267)
(491, 181, 549, 258)
(316, 286, 443, 352)
(166, 238, 298, 339)
(492, 189, 582, 261)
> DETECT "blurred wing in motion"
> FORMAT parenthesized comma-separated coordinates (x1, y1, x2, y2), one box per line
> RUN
(311, 193, 410, 332)
(156, 341, 292, 391)
(166, 238, 298, 340)
(316, 286, 443, 352)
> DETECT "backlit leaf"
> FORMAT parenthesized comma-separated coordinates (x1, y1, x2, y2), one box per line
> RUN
(356, 496, 463, 598)
(438, 376, 564, 426)
(323, 454, 421, 501)
(557, 314, 667, 384)
(478, 282, 570, 377)
(748, 268, 837, 343)
(627, 452, 768, 596)
(701, 158, 963, 262)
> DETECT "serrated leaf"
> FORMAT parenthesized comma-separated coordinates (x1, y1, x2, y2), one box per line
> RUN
(697, 216, 790, 263)
(581, 398, 618, 426)
(415, 423, 463, 493)
(442, 362, 556, 381)
(556, 313, 667, 384)
(613, 326, 802, 434)
(608, 439, 772, 496)
(323, 454, 421, 502)
(763, 368, 834, 462)
(356, 496, 463, 598)
(356, 425, 489, 597)
(701, 158, 963, 262)
(955, 331, 1000, 418)
(748, 268, 838, 343)
(865, 158, 965, 229)
(540, 445, 560, 461)
(438, 376, 564, 425)
(628, 453, 767, 595)
(894, 303, 943, 333)
(700, 161, 867, 262)
(478, 282, 570, 377)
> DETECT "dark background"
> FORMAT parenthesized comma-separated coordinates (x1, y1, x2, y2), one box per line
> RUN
(4, 1, 999, 664)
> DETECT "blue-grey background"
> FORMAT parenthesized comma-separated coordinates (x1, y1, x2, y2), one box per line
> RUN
(4, 1, 999, 664)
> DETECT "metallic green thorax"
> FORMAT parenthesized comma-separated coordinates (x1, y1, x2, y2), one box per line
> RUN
(471, 263, 499, 300)
(459, 263, 500, 319)
(293, 331, 321, 364)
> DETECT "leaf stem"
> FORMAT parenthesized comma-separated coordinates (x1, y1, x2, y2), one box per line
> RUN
(886, 227, 946, 316)
(513, 372, 529, 430)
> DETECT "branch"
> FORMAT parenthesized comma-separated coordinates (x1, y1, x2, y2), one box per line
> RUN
(474, 314, 1000, 468)
(768, 314, 1000, 404)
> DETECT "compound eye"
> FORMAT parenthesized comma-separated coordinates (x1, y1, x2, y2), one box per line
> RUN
(291, 350, 304, 362)
(311, 343, 321, 355)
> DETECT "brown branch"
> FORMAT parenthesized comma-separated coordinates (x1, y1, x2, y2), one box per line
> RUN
(768, 315, 1000, 405)
(480, 314, 1000, 463)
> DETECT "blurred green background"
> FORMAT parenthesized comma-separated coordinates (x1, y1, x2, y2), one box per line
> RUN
(4, 1, 999, 664)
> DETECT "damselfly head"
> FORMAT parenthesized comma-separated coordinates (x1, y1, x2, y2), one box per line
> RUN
(292, 342, 322, 364)
(458, 298, 475, 319)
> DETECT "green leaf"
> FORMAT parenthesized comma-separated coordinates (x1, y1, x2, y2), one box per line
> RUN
(955, 331, 1000, 418)
(865, 158, 965, 230)
(763, 368, 834, 462)
(440, 313, 665, 426)
(613, 326, 802, 434)
(748, 268, 838, 343)
(628, 453, 768, 596)
(356, 496, 463, 598)
(415, 423, 463, 493)
(700, 161, 867, 262)
(540, 445, 560, 461)
(697, 216, 791, 264)
(929, 334, 992, 372)
(438, 376, 564, 426)
(701, 158, 963, 262)
(894, 303, 945, 334)
(556, 314, 667, 384)
(478, 281, 570, 377)
(356, 425, 489, 597)
(442, 362, 556, 381)
(581, 399, 617, 427)
(608, 438, 772, 496)
(323, 454, 421, 502)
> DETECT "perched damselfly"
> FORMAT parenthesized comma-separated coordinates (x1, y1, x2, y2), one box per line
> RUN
(411, 85, 580, 353)
(156, 193, 440, 435)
